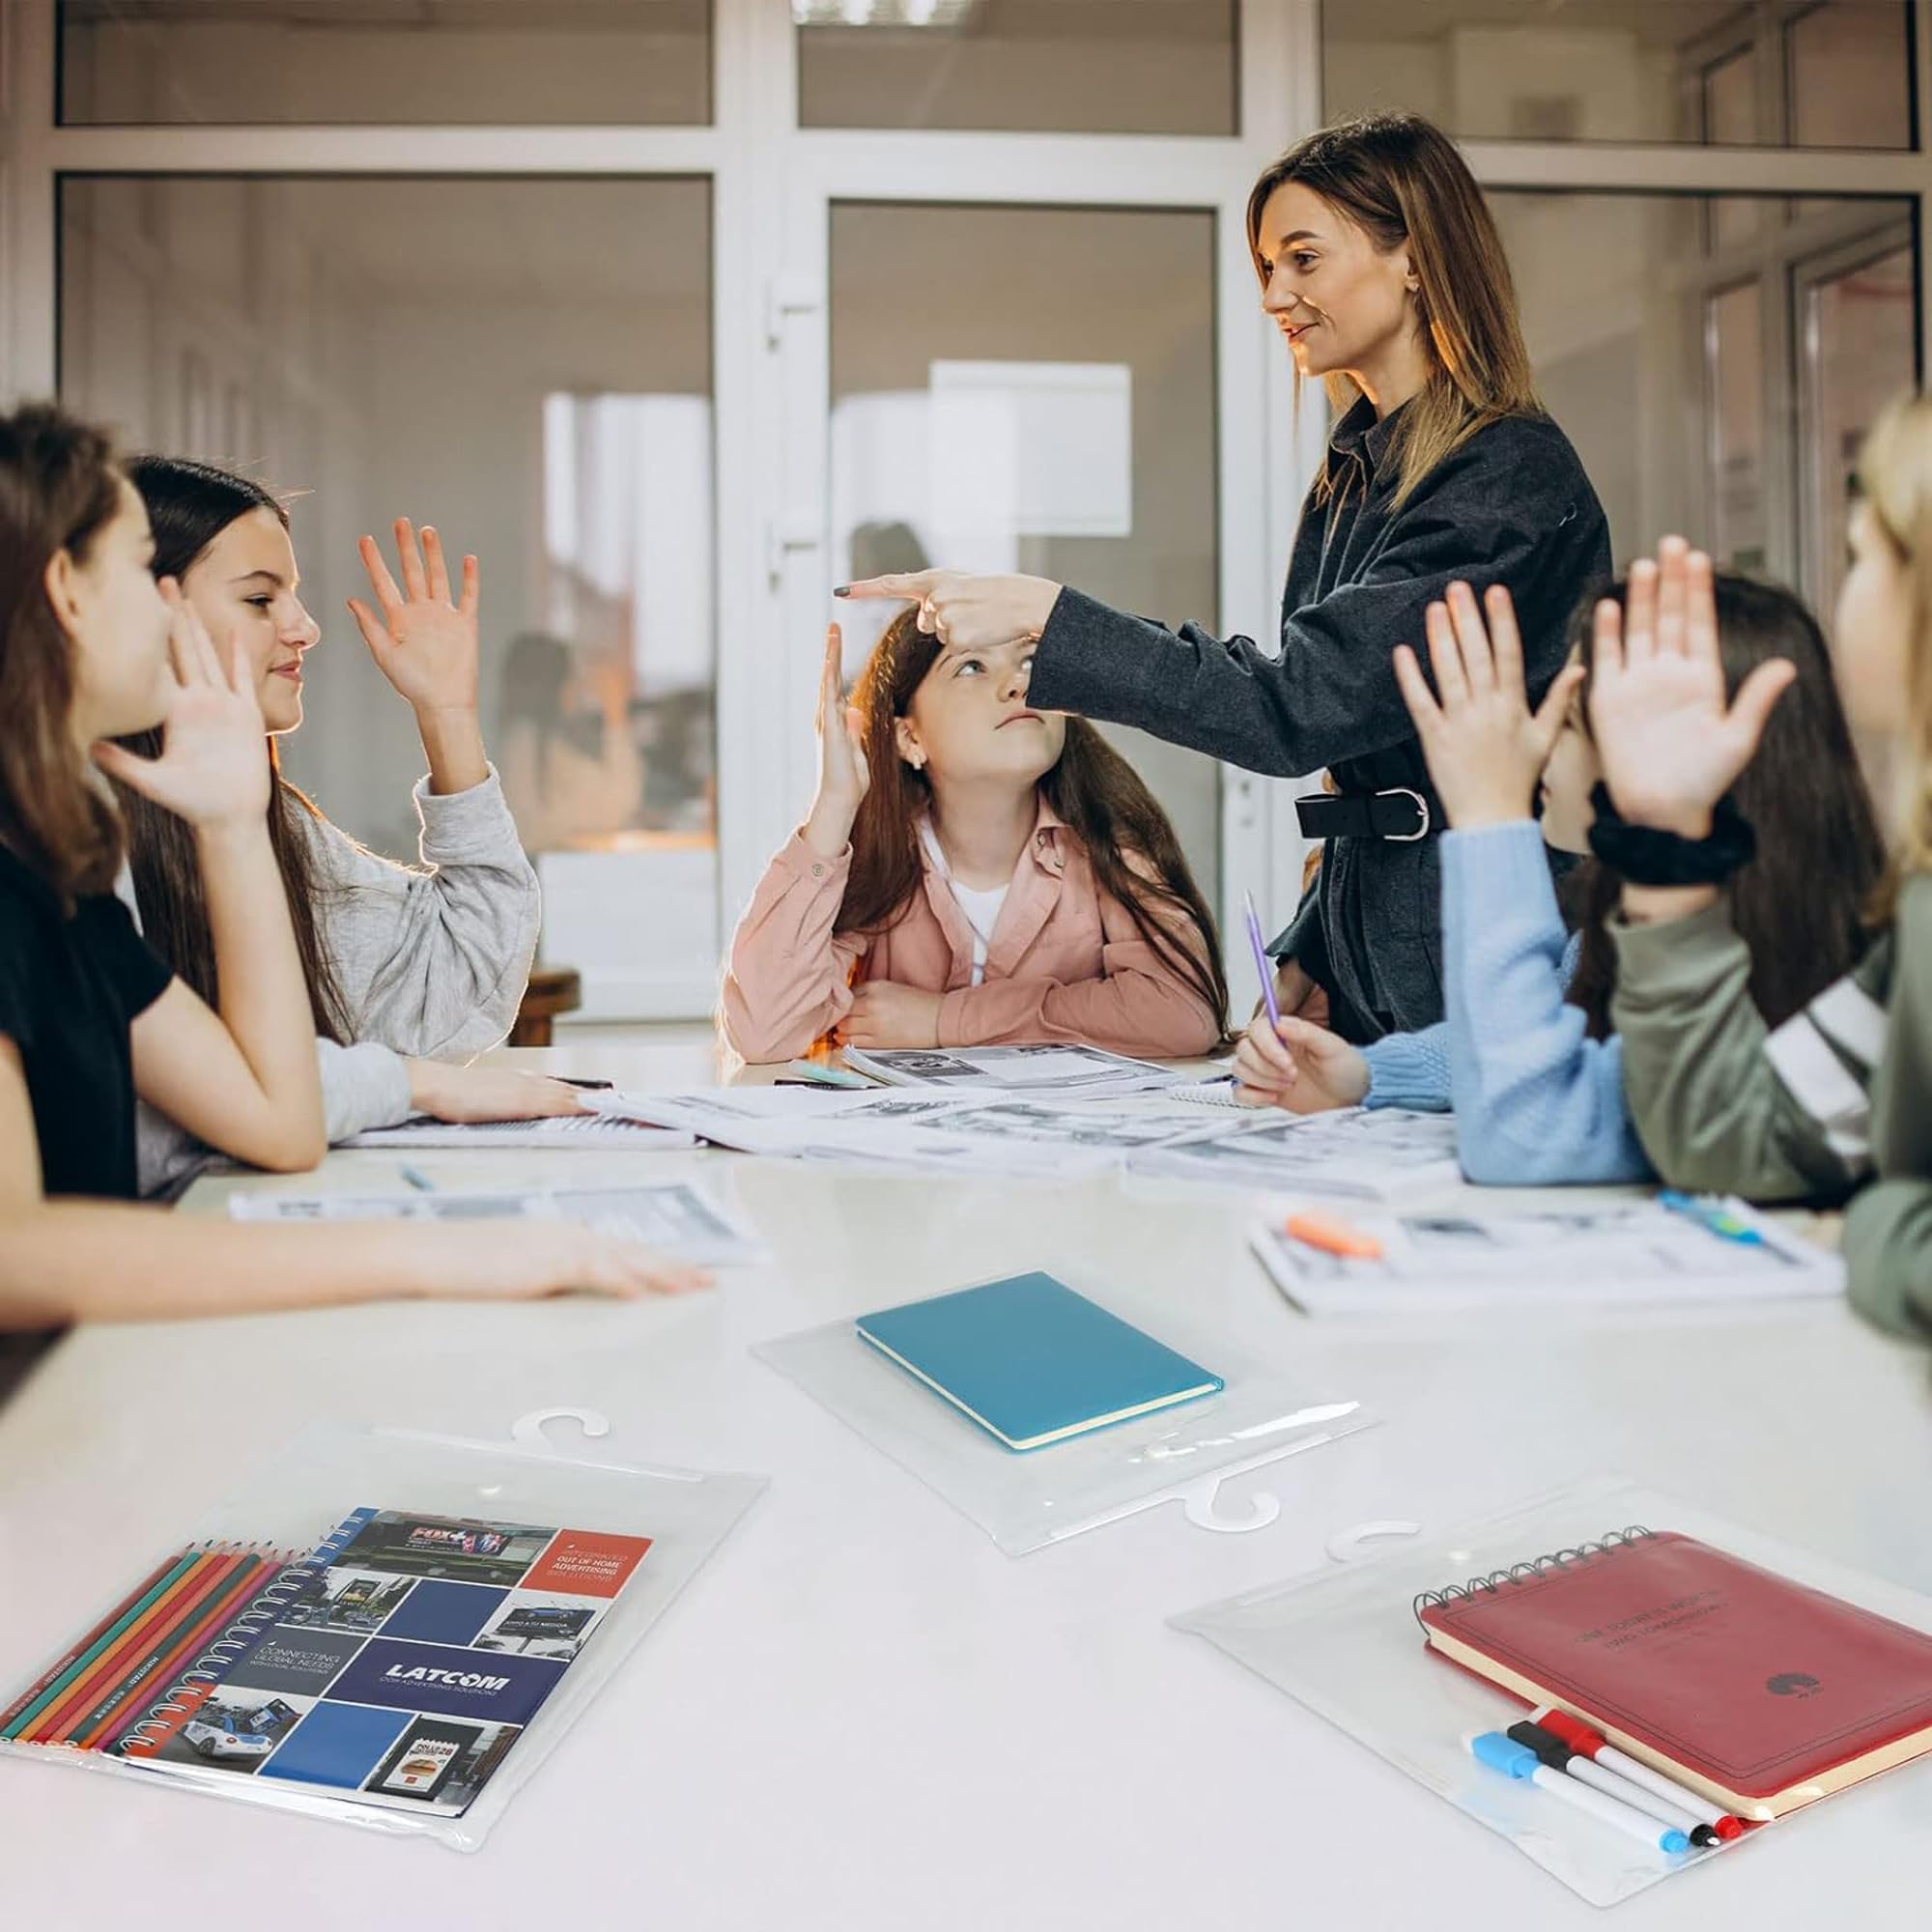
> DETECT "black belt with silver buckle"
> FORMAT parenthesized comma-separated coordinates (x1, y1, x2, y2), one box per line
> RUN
(1293, 786, 1432, 842)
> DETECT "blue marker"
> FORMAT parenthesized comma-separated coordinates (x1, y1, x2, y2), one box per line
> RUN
(1466, 1731, 1690, 1856)
(1659, 1190, 1765, 1247)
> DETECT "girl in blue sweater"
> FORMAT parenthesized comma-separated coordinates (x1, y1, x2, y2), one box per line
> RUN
(1234, 568, 1884, 1184)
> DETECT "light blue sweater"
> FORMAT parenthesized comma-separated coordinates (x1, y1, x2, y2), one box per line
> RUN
(1359, 820, 1652, 1185)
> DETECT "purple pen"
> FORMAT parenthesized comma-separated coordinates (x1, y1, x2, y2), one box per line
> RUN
(1244, 891, 1281, 1029)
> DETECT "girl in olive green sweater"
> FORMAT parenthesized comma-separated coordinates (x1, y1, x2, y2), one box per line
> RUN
(1586, 402, 1932, 1340)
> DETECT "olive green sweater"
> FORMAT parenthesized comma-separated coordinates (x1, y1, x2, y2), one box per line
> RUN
(1609, 877, 1931, 1340)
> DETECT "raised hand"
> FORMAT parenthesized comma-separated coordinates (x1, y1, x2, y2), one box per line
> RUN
(1587, 537, 1794, 837)
(803, 623, 870, 859)
(347, 518, 480, 718)
(93, 581, 270, 829)
(837, 569, 1061, 652)
(1392, 581, 1584, 830)
(1233, 1011, 1368, 1114)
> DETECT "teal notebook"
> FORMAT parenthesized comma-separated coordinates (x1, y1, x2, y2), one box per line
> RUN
(854, 1271, 1223, 1452)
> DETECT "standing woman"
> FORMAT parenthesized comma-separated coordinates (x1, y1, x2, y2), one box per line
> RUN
(839, 114, 1610, 1040)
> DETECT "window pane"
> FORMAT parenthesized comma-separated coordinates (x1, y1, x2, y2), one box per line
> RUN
(1708, 283, 1768, 574)
(60, 176, 719, 1019)
(1324, 0, 1910, 147)
(1491, 188, 1917, 610)
(830, 202, 1220, 904)
(1806, 244, 1918, 615)
(798, 0, 1236, 134)
(1704, 51, 1766, 251)
(60, 1, 711, 126)
(1789, 2, 1913, 149)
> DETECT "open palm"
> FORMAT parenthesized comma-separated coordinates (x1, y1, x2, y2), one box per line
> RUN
(93, 589, 270, 826)
(816, 623, 868, 815)
(1587, 538, 1794, 838)
(348, 518, 480, 714)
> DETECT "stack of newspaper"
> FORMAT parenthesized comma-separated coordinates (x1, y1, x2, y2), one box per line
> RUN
(584, 1045, 1464, 1198)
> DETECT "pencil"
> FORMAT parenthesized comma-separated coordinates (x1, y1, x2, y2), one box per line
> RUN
(111, 1555, 289, 1755)
(0, 1550, 181, 1734)
(23, 1551, 237, 1746)
(2, 1551, 201, 1742)
(76, 1554, 268, 1751)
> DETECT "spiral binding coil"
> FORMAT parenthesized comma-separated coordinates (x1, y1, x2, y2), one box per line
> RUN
(1409, 1524, 1655, 1631)
(116, 1513, 368, 1757)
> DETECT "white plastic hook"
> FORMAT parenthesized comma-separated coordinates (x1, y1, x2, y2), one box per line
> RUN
(1179, 1470, 1282, 1534)
(1324, 1519, 1423, 1563)
(510, 1406, 612, 1453)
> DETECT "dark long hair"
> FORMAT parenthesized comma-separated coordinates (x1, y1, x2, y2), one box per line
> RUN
(1565, 573, 1886, 1037)
(835, 611, 1231, 1037)
(0, 405, 128, 904)
(114, 455, 349, 1038)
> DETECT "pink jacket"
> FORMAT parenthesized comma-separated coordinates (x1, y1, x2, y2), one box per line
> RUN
(719, 797, 1223, 1065)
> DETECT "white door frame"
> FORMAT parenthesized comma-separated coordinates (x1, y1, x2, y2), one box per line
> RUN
(753, 0, 1325, 960)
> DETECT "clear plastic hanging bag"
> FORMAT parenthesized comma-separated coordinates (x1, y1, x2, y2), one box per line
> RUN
(0, 1419, 763, 1851)
(753, 1265, 1378, 1554)
(1171, 1476, 1932, 1909)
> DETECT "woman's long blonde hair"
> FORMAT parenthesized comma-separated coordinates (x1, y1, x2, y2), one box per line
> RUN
(1246, 112, 1542, 509)
(1854, 390, 1932, 891)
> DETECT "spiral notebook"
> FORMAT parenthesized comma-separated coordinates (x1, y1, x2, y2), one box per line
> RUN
(1415, 1526, 1932, 1818)
(1, 1505, 652, 1817)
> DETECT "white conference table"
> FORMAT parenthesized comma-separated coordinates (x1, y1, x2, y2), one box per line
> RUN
(2, 1037, 1928, 1930)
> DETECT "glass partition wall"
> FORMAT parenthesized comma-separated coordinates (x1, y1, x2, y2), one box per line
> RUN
(4, 1, 1926, 1020)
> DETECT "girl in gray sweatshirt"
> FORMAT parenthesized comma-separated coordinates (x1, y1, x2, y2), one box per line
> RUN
(118, 456, 582, 1195)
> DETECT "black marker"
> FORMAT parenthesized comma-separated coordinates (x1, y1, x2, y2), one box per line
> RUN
(1506, 1721, 1719, 1848)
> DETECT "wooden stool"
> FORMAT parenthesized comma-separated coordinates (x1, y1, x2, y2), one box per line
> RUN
(510, 965, 582, 1047)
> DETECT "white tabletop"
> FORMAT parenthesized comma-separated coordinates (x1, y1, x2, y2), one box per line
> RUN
(2, 1041, 1927, 1929)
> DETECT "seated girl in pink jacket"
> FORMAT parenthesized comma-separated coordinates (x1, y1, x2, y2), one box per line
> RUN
(721, 611, 1229, 1064)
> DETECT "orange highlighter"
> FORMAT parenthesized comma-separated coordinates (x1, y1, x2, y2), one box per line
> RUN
(1283, 1212, 1383, 1261)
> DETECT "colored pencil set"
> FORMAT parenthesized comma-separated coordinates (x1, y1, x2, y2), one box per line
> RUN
(0, 1543, 293, 1757)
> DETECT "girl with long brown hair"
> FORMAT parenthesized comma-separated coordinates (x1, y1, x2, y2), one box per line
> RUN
(117, 457, 585, 1195)
(720, 613, 1227, 1064)
(838, 112, 1609, 1047)
(0, 403, 701, 1380)
(1232, 568, 1884, 1192)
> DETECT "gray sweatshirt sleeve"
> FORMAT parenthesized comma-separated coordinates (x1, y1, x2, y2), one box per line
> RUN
(136, 1036, 414, 1198)
(1608, 895, 1866, 1203)
(128, 768, 536, 1198)
(307, 763, 541, 1059)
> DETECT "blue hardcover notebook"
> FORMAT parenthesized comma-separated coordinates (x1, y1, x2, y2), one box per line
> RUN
(854, 1271, 1223, 1452)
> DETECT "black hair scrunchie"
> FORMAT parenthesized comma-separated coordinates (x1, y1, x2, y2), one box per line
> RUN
(1586, 782, 1756, 886)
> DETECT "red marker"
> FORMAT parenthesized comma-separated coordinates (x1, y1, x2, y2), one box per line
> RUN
(1284, 1212, 1383, 1261)
(1531, 1706, 1746, 1841)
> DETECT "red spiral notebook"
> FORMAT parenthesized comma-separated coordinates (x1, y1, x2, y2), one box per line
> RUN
(1415, 1527, 1932, 1818)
